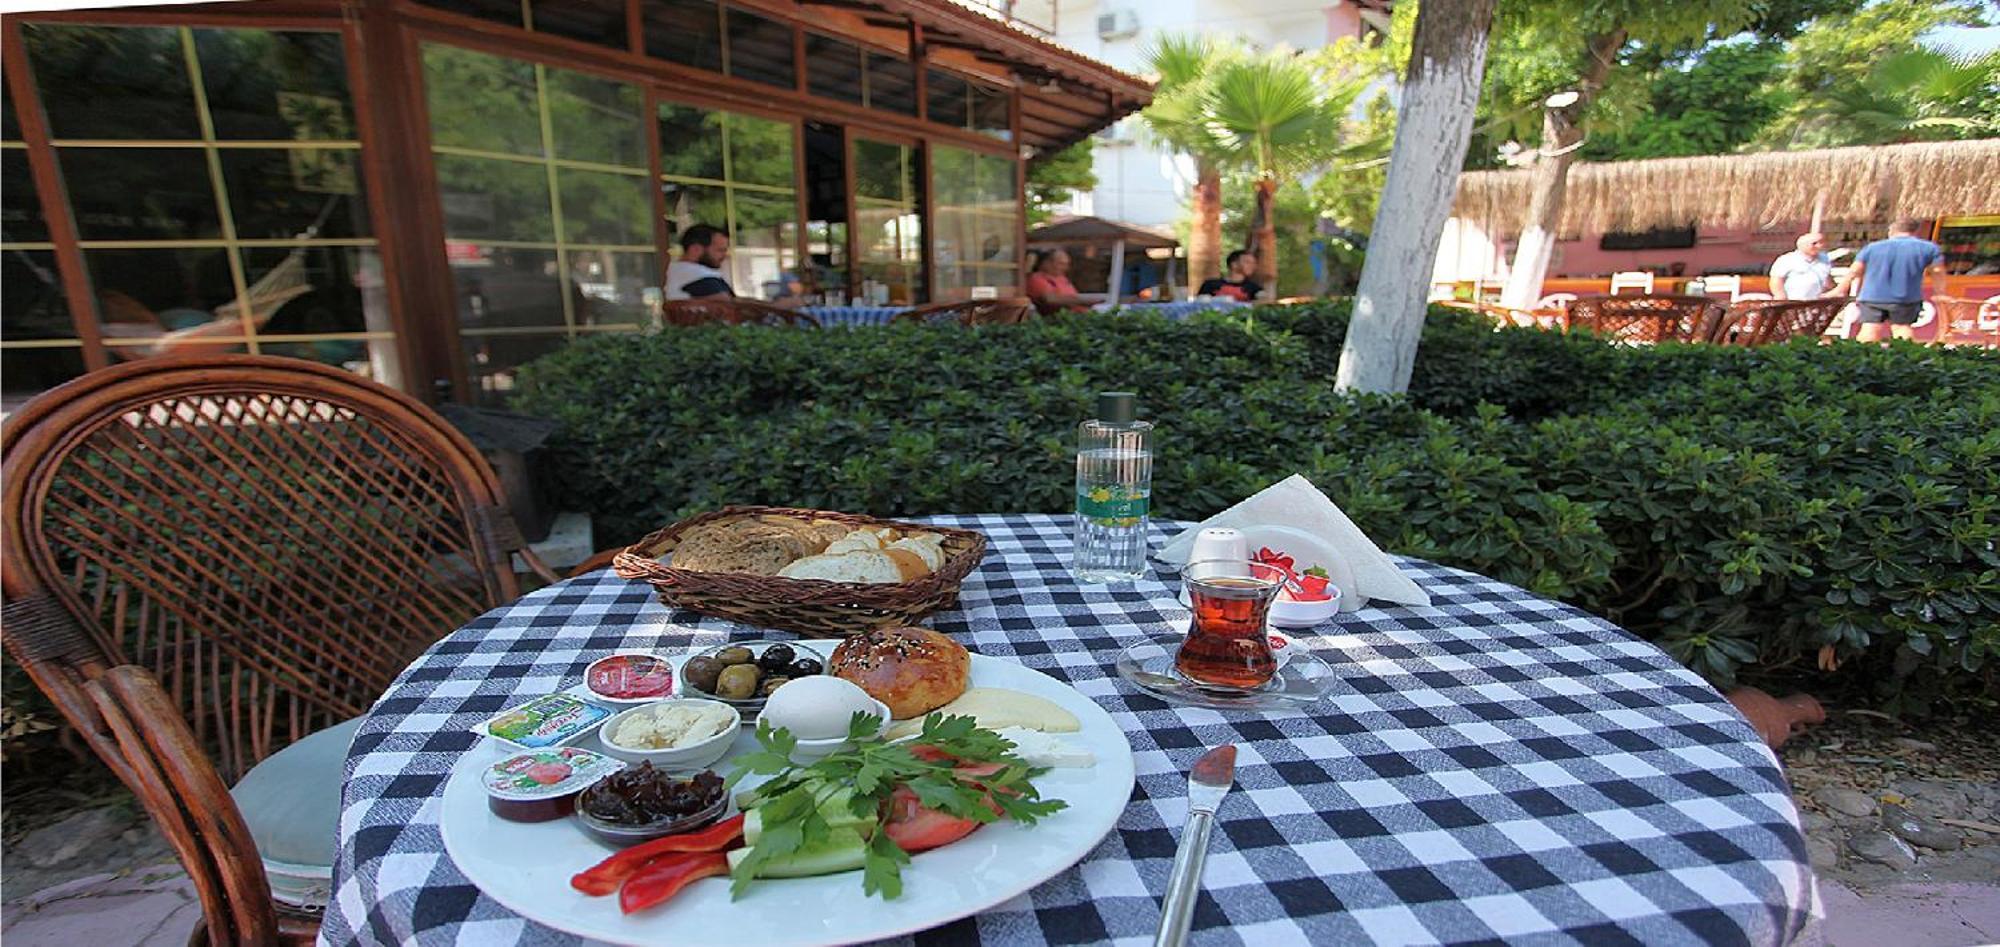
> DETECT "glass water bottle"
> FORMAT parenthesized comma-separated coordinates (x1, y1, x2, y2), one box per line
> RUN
(1073, 391, 1153, 582)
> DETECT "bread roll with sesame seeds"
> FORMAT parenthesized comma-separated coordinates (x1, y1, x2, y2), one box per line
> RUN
(828, 626, 970, 719)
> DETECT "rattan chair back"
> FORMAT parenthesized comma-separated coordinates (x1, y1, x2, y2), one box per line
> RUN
(1720, 298, 1847, 345)
(660, 298, 820, 327)
(1933, 296, 2000, 347)
(891, 298, 1034, 326)
(2, 355, 537, 780)
(1564, 294, 1724, 343)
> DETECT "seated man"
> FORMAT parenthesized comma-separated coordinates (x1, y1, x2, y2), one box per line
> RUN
(1025, 248, 1093, 316)
(1197, 250, 1263, 302)
(665, 224, 735, 300)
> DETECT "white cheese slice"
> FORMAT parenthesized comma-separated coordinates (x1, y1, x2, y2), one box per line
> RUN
(992, 727, 1096, 768)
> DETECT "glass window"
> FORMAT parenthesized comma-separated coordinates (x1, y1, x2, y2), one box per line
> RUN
(58, 148, 220, 241)
(806, 34, 863, 105)
(727, 9, 795, 90)
(422, 45, 543, 157)
(865, 52, 917, 116)
(1, 75, 86, 410)
(645, 0, 722, 72)
(3, 75, 20, 140)
(194, 29, 354, 141)
(851, 137, 920, 304)
(528, 0, 628, 50)
(970, 81, 1012, 140)
(218, 147, 371, 240)
(925, 69, 968, 128)
(3, 152, 50, 244)
(657, 100, 800, 302)
(424, 44, 655, 403)
(25, 25, 201, 140)
(931, 145, 1018, 302)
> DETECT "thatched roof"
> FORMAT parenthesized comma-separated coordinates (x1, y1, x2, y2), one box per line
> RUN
(1453, 139, 2000, 234)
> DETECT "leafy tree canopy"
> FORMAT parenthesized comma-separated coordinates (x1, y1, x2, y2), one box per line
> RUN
(1026, 140, 1097, 225)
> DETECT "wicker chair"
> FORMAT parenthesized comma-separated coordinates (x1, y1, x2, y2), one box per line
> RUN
(1, 355, 561, 944)
(1933, 295, 2000, 347)
(660, 298, 820, 327)
(890, 297, 1034, 326)
(1716, 298, 1848, 345)
(1563, 294, 1725, 344)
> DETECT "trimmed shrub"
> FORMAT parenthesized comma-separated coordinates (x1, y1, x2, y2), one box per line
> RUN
(513, 303, 2000, 710)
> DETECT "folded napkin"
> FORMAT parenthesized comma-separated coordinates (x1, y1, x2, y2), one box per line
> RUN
(1156, 474, 1431, 609)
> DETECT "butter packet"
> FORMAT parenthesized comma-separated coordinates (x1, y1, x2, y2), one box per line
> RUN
(473, 693, 611, 750)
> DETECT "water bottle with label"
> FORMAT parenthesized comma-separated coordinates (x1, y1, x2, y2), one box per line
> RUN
(1074, 391, 1153, 582)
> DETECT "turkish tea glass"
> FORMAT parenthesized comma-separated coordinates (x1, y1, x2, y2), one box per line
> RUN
(1176, 559, 1285, 690)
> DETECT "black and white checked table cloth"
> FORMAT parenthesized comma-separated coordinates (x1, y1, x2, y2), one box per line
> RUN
(324, 515, 1816, 947)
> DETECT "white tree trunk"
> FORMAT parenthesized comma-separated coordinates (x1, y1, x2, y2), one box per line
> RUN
(1496, 30, 1627, 312)
(1335, 0, 1498, 394)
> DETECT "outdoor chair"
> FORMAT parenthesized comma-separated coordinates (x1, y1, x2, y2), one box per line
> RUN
(660, 299, 820, 327)
(1563, 294, 1724, 344)
(1608, 271, 1655, 295)
(1715, 298, 1847, 345)
(891, 297, 1034, 326)
(1933, 295, 2000, 347)
(1, 355, 565, 944)
(1701, 275, 1743, 302)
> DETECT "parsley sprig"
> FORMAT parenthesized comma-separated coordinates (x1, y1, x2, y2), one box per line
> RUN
(724, 712, 1069, 898)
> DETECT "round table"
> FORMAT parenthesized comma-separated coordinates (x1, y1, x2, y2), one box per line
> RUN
(324, 515, 1814, 946)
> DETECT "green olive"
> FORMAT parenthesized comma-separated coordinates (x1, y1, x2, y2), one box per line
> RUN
(714, 646, 754, 666)
(758, 675, 791, 698)
(716, 664, 761, 700)
(682, 656, 724, 693)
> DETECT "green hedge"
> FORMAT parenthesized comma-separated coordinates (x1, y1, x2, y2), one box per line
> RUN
(513, 304, 2000, 711)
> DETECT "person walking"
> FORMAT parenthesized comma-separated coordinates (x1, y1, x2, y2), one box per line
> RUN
(1768, 233, 1831, 301)
(1828, 217, 1946, 343)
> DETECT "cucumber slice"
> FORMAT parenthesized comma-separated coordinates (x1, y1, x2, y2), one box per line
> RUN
(743, 798, 875, 846)
(727, 827, 868, 878)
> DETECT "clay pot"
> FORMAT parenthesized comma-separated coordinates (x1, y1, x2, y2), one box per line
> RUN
(1726, 687, 1825, 750)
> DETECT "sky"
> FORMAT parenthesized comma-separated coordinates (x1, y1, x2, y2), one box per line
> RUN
(1922, 24, 2000, 56)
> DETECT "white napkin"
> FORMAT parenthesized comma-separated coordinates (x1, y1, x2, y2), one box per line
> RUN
(1156, 474, 1431, 608)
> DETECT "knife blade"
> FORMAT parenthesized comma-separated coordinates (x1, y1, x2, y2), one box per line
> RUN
(1153, 745, 1237, 947)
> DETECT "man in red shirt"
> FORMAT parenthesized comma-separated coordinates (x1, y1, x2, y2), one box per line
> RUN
(1026, 248, 1093, 316)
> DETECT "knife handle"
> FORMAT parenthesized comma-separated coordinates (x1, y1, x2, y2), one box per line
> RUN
(1153, 808, 1216, 947)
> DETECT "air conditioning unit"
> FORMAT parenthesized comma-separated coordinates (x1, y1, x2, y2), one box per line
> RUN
(1097, 9, 1139, 40)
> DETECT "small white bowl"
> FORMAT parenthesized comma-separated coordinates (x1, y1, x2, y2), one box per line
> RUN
(1269, 584, 1343, 628)
(597, 698, 740, 771)
(786, 699, 890, 761)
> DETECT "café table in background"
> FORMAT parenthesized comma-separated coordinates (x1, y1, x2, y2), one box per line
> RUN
(325, 514, 1815, 946)
(802, 304, 909, 327)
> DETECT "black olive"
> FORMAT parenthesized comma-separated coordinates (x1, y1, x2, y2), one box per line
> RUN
(757, 643, 797, 672)
(789, 657, 823, 677)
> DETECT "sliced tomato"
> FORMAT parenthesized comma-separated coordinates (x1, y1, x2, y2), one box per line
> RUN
(881, 786, 980, 853)
(907, 744, 957, 764)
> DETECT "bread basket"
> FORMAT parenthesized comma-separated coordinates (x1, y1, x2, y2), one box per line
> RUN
(611, 506, 988, 638)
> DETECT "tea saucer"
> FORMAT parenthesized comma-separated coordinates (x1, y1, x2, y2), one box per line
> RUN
(1113, 635, 1340, 711)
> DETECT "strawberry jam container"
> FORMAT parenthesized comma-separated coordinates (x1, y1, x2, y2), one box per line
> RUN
(484, 747, 625, 822)
(584, 652, 677, 704)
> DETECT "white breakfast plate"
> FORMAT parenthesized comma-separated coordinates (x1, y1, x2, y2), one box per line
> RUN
(439, 652, 1137, 947)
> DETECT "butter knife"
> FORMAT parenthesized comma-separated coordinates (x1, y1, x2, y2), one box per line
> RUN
(1153, 744, 1237, 947)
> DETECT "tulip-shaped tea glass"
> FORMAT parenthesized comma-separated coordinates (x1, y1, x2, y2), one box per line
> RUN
(1176, 560, 1286, 690)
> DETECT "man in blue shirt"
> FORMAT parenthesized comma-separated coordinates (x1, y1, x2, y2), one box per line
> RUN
(1830, 217, 1946, 342)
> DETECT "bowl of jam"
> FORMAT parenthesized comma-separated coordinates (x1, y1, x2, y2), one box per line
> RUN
(483, 747, 624, 822)
(574, 763, 727, 847)
(584, 653, 677, 704)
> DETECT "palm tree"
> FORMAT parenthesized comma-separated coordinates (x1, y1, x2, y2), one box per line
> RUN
(1203, 52, 1360, 292)
(1787, 48, 1998, 146)
(1139, 35, 1235, 297)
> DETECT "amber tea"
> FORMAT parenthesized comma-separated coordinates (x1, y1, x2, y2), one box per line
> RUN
(1176, 562, 1284, 690)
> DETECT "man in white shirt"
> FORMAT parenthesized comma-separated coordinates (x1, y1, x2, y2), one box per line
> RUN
(1769, 233, 1832, 301)
(664, 224, 735, 300)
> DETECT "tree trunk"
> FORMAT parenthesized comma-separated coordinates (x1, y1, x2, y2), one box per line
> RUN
(1334, 0, 1497, 394)
(1496, 29, 1627, 312)
(1187, 161, 1223, 296)
(1251, 175, 1278, 293)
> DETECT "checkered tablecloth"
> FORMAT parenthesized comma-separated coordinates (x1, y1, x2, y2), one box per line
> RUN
(1109, 301, 1252, 320)
(803, 305, 909, 327)
(324, 515, 1815, 947)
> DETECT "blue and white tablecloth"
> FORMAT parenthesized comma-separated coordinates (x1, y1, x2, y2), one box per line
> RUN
(803, 305, 909, 327)
(1109, 300, 1252, 321)
(324, 514, 1815, 946)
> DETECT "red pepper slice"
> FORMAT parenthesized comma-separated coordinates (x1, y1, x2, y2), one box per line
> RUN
(570, 813, 745, 896)
(618, 851, 729, 915)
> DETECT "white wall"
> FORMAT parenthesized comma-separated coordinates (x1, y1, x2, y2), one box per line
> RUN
(1051, 0, 1381, 230)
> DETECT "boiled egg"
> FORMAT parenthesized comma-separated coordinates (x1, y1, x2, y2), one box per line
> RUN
(760, 675, 879, 741)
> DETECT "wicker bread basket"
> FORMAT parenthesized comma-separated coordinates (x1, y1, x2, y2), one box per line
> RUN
(611, 506, 988, 638)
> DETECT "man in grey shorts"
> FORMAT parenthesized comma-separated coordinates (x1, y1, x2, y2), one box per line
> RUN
(1829, 217, 1946, 342)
